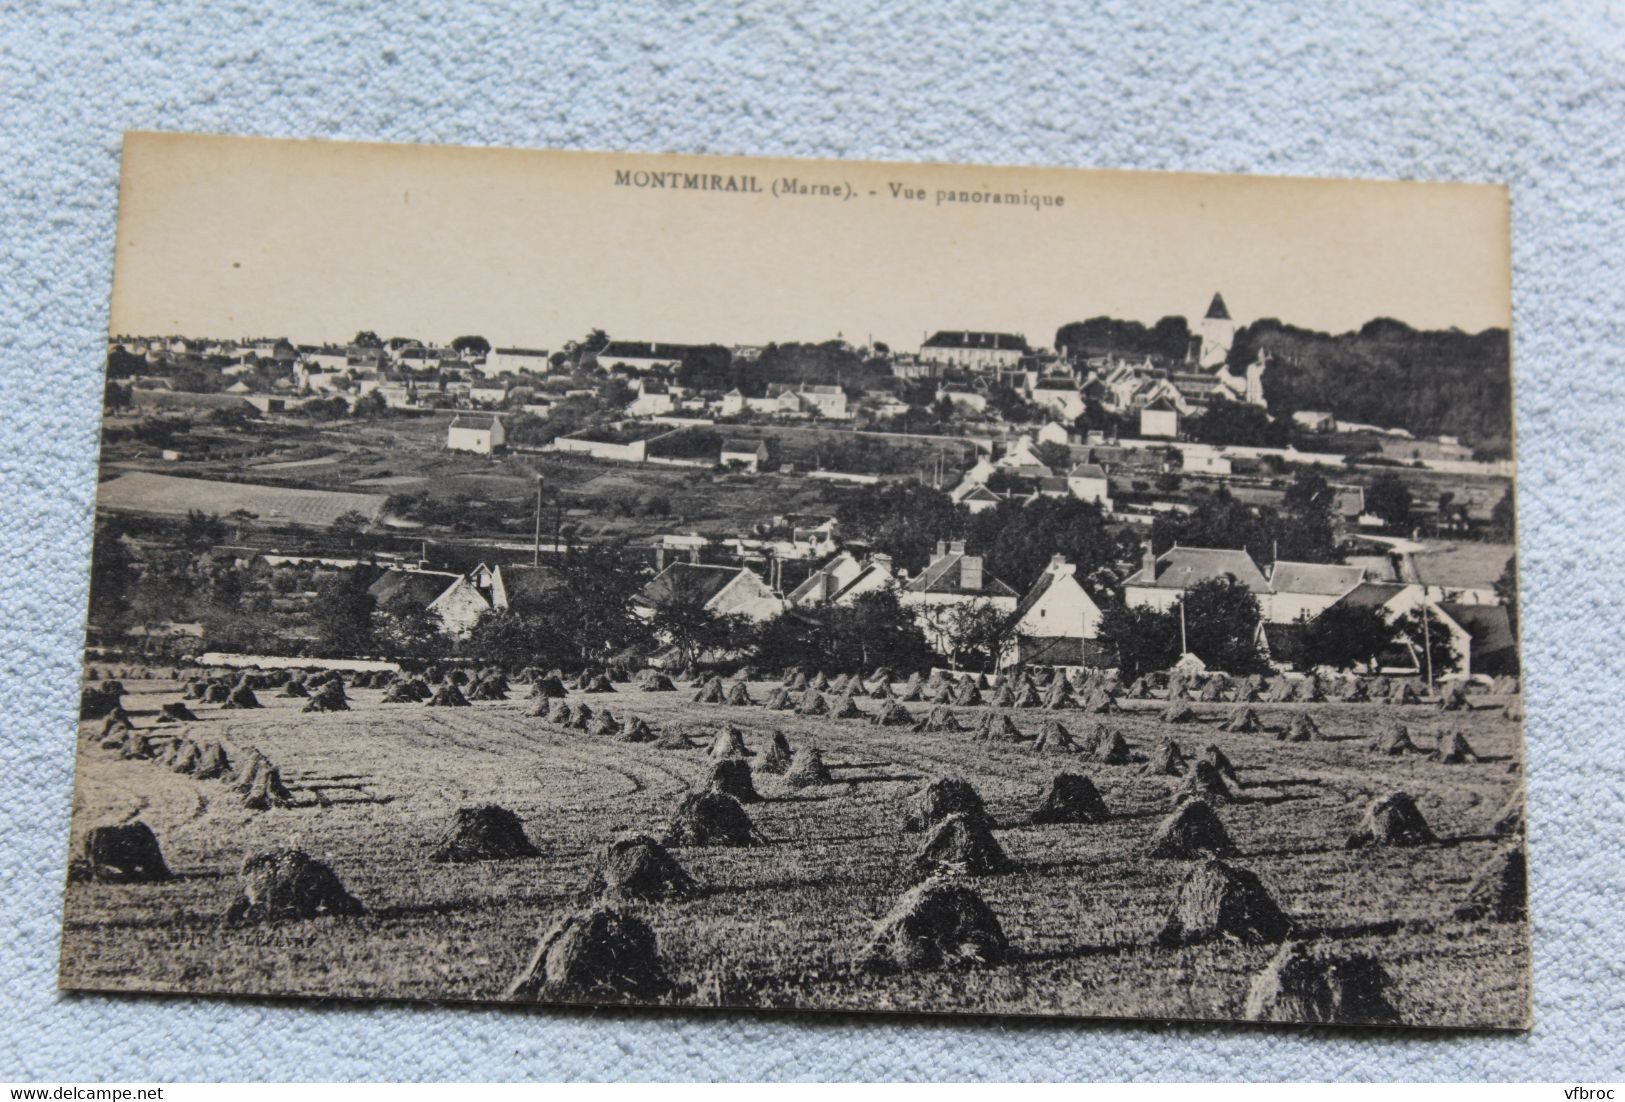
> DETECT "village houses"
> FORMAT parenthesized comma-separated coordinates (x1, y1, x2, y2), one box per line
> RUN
(634, 562, 787, 624)
(787, 550, 897, 608)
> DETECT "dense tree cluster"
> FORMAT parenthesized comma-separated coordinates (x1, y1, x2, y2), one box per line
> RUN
(1296, 603, 1395, 672)
(1184, 403, 1291, 449)
(1098, 577, 1269, 680)
(750, 592, 934, 674)
(963, 497, 1135, 594)
(835, 482, 1135, 593)
(1054, 316, 1192, 362)
(833, 482, 964, 573)
(1150, 485, 1335, 567)
(1229, 317, 1513, 454)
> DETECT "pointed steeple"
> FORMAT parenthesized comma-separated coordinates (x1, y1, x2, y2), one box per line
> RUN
(1205, 293, 1230, 321)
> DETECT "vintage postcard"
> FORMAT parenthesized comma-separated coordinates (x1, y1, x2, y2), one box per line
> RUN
(64, 132, 1527, 1028)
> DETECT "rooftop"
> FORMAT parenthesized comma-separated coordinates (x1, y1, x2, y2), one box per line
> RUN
(1269, 560, 1367, 597)
(922, 330, 1030, 351)
(903, 544, 1018, 598)
(600, 340, 704, 361)
(367, 569, 459, 609)
(449, 415, 502, 432)
(638, 562, 752, 608)
(1336, 580, 1411, 610)
(1123, 545, 1271, 593)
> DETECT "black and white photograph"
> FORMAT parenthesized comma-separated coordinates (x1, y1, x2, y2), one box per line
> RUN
(62, 131, 1527, 1029)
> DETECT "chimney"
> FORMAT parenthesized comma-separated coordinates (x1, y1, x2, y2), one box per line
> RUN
(655, 546, 667, 571)
(949, 539, 966, 555)
(935, 539, 947, 559)
(1141, 542, 1158, 580)
(961, 555, 983, 593)
(871, 552, 893, 574)
(688, 545, 700, 564)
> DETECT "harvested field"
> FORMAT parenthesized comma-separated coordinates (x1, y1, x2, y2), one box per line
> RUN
(96, 471, 388, 526)
(60, 674, 1528, 1025)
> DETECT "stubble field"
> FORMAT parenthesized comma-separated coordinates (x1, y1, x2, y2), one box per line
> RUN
(60, 672, 1529, 1027)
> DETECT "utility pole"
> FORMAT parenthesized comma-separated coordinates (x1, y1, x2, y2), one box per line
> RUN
(1421, 594, 1435, 693)
(1179, 587, 1189, 656)
(533, 474, 544, 568)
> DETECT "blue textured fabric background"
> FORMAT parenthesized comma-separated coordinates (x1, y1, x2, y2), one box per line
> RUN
(3, 0, 1622, 1082)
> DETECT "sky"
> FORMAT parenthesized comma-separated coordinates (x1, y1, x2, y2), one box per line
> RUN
(109, 132, 1512, 352)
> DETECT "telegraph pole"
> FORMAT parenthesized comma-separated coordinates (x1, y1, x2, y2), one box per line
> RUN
(533, 474, 544, 568)
(1421, 595, 1435, 693)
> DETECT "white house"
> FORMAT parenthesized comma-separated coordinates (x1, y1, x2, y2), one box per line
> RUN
(377, 383, 415, 409)
(795, 383, 850, 420)
(936, 385, 988, 413)
(446, 414, 506, 454)
(720, 438, 768, 472)
(1321, 581, 1479, 676)
(1180, 444, 1233, 477)
(367, 563, 510, 638)
(635, 562, 786, 623)
(1037, 422, 1073, 447)
(720, 388, 781, 417)
(597, 340, 701, 374)
(1264, 560, 1367, 623)
(1002, 555, 1105, 668)
(1293, 410, 1336, 433)
(865, 395, 911, 419)
(788, 551, 896, 607)
(949, 457, 998, 502)
(1139, 399, 1180, 439)
(1031, 379, 1086, 421)
(900, 540, 1019, 651)
(468, 383, 509, 407)
(1065, 462, 1112, 509)
(998, 436, 1050, 472)
(626, 381, 676, 418)
(483, 347, 552, 375)
(919, 330, 1029, 370)
(300, 346, 350, 372)
(1215, 353, 1269, 406)
(295, 363, 345, 393)
(958, 484, 1004, 514)
(788, 550, 863, 608)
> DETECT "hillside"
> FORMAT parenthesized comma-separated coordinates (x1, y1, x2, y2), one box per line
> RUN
(1228, 318, 1513, 455)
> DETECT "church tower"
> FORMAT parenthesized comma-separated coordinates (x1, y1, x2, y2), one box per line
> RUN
(1198, 292, 1235, 370)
